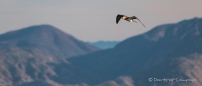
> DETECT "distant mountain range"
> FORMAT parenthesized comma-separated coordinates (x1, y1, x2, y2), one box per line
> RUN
(87, 41, 119, 49)
(68, 17, 202, 86)
(0, 17, 202, 86)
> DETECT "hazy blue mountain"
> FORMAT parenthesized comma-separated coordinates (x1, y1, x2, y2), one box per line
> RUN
(87, 41, 119, 49)
(0, 25, 100, 86)
(68, 17, 202, 86)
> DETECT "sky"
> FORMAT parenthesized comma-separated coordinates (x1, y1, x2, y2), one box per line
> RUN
(0, 0, 202, 42)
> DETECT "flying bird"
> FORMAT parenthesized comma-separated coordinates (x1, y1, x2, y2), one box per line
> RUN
(116, 14, 146, 28)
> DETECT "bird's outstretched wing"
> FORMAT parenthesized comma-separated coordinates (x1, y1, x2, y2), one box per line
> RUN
(132, 16, 146, 28)
(116, 14, 124, 24)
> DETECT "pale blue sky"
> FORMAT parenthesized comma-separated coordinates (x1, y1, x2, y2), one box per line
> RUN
(1, 0, 202, 42)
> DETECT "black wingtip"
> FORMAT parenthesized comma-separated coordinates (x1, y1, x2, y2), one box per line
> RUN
(116, 14, 123, 24)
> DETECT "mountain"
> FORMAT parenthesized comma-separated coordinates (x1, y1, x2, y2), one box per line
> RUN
(87, 41, 119, 49)
(0, 25, 99, 58)
(0, 25, 100, 86)
(68, 17, 202, 86)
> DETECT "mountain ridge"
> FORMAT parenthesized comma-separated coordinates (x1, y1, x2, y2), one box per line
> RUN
(0, 17, 201, 86)
(0, 24, 100, 58)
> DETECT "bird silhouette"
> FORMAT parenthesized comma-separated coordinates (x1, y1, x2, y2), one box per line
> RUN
(116, 14, 146, 28)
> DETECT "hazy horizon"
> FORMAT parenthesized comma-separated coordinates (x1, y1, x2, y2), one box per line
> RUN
(1, 0, 202, 42)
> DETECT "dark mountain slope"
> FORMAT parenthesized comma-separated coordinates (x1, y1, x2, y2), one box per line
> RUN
(68, 17, 202, 85)
(99, 53, 202, 86)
